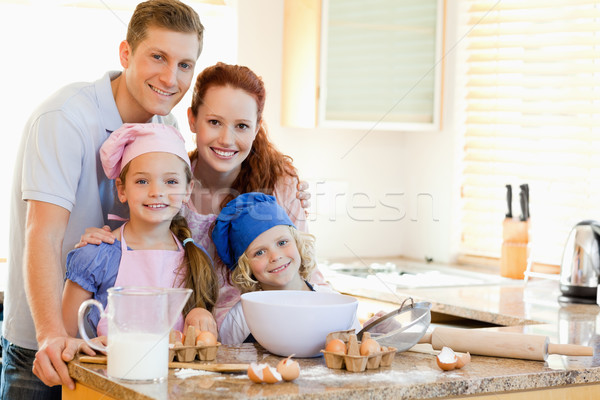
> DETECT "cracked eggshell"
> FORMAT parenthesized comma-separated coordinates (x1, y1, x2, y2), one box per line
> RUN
(436, 346, 458, 371)
(277, 356, 300, 381)
(247, 362, 282, 384)
(455, 352, 471, 369)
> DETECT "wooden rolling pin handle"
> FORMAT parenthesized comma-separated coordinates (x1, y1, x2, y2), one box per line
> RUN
(419, 332, 432, 344)
(547, 343, 594, 357)
(79, 356, 107, 364)
(169, 362, 249, 372)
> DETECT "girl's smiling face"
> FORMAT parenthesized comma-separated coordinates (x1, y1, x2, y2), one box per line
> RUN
(245, 225, 304, 291)
(117, 152, 192, 226)
(187, 85, 259, 177)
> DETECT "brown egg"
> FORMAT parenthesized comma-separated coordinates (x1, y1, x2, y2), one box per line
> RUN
(196, 331, 217, 346)
(325, 339, 346, 354)
(436, 346, 458, 371)
(359, 338, 381, 356)
(169, 329, 184, 344)
(277, 356, 300, 381)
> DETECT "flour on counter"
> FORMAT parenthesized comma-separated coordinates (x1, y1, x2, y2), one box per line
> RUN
(299, 365, 443, 386)
(174, 368, 218, 379)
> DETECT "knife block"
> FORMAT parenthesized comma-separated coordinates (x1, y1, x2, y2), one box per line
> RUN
(500, 218, 530, 279)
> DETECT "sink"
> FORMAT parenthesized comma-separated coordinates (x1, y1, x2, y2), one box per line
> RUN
(319, 260, 516, 290)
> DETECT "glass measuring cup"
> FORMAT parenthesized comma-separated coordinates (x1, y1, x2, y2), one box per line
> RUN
(78, 286, 191, 382)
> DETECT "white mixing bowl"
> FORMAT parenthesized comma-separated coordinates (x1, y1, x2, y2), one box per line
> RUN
(241, 290, 358, 357)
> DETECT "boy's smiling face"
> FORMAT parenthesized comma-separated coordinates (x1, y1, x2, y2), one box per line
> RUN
(245, 225, 304, 291)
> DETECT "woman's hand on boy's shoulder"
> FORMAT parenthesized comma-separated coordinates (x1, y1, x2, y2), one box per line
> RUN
(296, 180, 311, 209)
(74, 225, 115, 248)
(185, 307, 218, 338)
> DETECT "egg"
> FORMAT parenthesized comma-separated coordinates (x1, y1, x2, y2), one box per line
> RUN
(359, 338, 380, 356)
(455, 352, 471, 369)
(276, 356, 300, 381)
(195, 331, 218, 346)
(436, 346, 458, 371)
(169, 329, 184, 344)
(325, 339, 346, 354)
(247, 362, 282, 384)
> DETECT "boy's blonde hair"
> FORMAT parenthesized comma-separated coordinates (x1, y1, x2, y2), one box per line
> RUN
(231, 226, 316, 293)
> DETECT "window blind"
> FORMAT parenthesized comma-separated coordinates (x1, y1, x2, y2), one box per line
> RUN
(320, 0, 443, 130)
(460, 0, 600, 265)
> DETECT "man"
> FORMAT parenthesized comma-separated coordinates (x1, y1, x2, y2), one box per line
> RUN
(1, 1, 204, 397)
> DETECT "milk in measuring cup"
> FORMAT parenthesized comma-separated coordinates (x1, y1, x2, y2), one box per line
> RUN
(107, 332, 168, 381)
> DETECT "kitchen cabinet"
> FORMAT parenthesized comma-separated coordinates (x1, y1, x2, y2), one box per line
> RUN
(281, 0, 444, 131)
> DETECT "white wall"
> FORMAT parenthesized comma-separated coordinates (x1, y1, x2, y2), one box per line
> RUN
(235, 0, 462, 263)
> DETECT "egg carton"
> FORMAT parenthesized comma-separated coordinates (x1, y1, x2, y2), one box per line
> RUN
(320, 330, 396, 372)
(168, 326, 219, 362)
(168, 343, 220, 362)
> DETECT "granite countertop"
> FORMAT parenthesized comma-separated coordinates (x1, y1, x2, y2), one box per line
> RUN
(67, 260, 600, 399)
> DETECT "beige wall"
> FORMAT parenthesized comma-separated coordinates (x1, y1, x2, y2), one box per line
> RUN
(235, 0, 463, 263)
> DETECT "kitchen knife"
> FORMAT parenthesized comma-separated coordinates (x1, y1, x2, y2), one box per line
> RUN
(418, 327, 593, 361)
(519, 189, 528, 221)
(520, 183, 529, 219)
(505, 184, 512, 218)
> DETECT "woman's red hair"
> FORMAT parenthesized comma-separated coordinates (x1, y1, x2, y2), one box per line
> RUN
(189, 62, 298, 208)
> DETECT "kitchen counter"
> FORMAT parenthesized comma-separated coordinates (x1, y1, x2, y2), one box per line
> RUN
(64, 261, 600, 399)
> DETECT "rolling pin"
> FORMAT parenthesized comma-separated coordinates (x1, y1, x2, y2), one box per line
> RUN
(418, 327, 594, 361)
(78, 355, 249, 372)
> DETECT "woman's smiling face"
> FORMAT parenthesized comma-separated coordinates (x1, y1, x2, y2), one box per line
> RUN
(187, 85, 259, 176)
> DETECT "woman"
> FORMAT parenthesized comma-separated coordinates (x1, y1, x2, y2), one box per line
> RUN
(182, 63, 327, 327)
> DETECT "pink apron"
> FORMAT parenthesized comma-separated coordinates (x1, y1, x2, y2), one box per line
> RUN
(97, 223, 186, 336)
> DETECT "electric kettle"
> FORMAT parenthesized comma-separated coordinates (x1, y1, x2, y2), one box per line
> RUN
(559, 220, 600, 302)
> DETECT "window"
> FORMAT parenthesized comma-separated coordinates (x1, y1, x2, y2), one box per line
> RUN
(459, 0, 600, 265)
(281, 0, 445, 131)
(320, 0, 445, 131)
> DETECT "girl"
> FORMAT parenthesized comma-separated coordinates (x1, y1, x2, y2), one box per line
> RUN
(212, 192, 360, 344)
(62, 123, 219, 338)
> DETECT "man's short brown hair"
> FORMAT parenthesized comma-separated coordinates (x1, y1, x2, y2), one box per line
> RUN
(127, 0, 204, 57)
